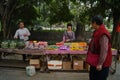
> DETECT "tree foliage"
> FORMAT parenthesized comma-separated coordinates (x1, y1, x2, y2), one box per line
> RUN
(79, 0, 120, 48)
(0, 0, 120, 49)
(44, 0, 74, 24)
(0, 0, 38, 39)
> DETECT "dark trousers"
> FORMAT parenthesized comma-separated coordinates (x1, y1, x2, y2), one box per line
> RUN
(22, 54, 26, 61)
(89, 66, 109, 80)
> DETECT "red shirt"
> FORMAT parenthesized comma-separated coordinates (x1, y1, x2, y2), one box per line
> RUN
(116, 23, 120, 32)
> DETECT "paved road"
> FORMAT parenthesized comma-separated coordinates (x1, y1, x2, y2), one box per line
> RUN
(0, 62, 120, 80)
(0, 54, 120, 80)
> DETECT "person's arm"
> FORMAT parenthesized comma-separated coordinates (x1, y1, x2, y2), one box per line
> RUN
(96, 35, 109, 70)
(62, 36, 65, 42)
(62, 31, 66, 42)
(70, 32, 75, 41)
(24, 28, 31, 36)
(14, 30, 19, 39)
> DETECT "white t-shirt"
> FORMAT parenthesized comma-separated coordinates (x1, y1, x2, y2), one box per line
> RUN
(14, 28, 30, 41)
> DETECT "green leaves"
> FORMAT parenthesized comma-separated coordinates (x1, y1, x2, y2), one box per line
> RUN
(47, 0, 74, 24)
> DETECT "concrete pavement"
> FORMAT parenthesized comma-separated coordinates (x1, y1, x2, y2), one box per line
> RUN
(0, 62, 120, 80)
(0, 54, 120, 80)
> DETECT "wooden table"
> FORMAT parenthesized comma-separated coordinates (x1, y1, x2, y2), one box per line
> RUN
(0, 48, 45, 55)
(0, 48, 117, 55)
(0, 48, 118, 73)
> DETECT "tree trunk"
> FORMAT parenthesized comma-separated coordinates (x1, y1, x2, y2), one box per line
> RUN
(111, 9, 120, 49)
(0, 0, 18, 39)
(75, 22, 85, 41)
(1, 12, 11, 39)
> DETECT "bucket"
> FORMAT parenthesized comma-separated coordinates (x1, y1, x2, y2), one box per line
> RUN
(26, 66, 36, 76)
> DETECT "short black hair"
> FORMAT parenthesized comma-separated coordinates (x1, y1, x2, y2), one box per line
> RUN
(17, 21, 24, 25)
(92, 15, 103, 25)
(67, 23, 72, 28)
(19, 21, 24, 24)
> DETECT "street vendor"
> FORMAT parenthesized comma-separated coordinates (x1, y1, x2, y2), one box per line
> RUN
(60, 23, 75, 62)
(14, 21, 31, 61)
(62, 23, 75, 42)
(14, 21, 31, 41)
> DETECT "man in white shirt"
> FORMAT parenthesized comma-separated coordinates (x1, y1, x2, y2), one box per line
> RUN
(14, 21, 30, 41)
(14, 21, 31, 61)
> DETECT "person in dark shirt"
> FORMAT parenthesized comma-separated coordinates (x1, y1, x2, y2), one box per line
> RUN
(62, 23, 75, 42)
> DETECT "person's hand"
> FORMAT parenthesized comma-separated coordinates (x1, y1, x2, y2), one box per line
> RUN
(24, 34, 28, 36)
(66, 39, 70, 42)
(60, 41, 64, 44)
(14, 37, 18, 39)
(96, 65, 102, 71)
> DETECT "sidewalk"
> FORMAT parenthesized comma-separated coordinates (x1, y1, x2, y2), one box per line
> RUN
(0, 63, 120, 80)
(0, 54, 120, 80)
(0, 67, 89, 80)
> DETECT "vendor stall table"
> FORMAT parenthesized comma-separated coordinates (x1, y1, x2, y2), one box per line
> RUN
(0, 48, 118, 74)
(46, 49, 117, 73)
(0, 48, 45, 55)
(46, 49, 117, 55)
(0, 48, 46, 72)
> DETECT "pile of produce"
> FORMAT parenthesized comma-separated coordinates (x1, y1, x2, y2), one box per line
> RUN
(25, 41, 48, 49)
(1, 40, 9, 48)
(17, 40, 25, 49)
(9, 41, 17, 49)
(0, 40, 25, 49)
(47, 45, 58, 50)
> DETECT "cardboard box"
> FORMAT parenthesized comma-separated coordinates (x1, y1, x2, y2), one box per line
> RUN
(48, 60, 62, 69)
(119, 56, 120, 61)
(84, 62, 90, 71)
(73, 60, 84, 70)
(62, 61, 72, 70)
(29, 59, 40, 69)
